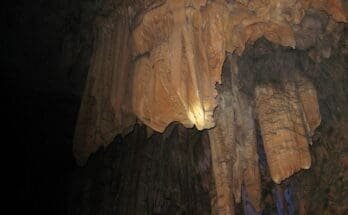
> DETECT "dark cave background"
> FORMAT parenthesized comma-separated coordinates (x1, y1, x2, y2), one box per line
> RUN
(9, 1, 347, 214)
(9, 1, 96, 214)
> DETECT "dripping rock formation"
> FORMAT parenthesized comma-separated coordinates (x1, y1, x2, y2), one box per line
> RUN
(255, 75, 321, 183)
(72, 0, 347, 214)
(73, 0, 347, 166)
(19, 0, 348, 214)
(209, 55, 261, 214)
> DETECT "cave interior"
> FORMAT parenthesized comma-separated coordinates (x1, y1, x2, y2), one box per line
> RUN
(16, 0, 348, 214)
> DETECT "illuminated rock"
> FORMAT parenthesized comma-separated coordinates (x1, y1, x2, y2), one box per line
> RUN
(130, 0, 345, 133)
(74, 0, 345, 167)
(131, 1, 225, 132)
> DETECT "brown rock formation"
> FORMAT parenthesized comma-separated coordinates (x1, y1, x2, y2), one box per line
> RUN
(74, 0, 346, 165)
(73, 14, 136, 165)
(209, 56, 261, 214)
(255, 75, 321, 183)
(130, 0, 345, 133)
(294, 9, 345, 62)
(131, 1, 225, 132)
(72, 5, 343, 215)
(310, 0, 347, 22)
(21, 0, 348, 214)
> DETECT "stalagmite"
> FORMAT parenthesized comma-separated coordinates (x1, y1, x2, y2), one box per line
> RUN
(255, 75, 321, 183)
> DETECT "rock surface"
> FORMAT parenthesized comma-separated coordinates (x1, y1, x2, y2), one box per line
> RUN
(74, 0, 346, 165)
(131, 1, 225, 132)
(71, 125, 213, 215)
(73, 14, 136, 165)
(255, 75, 321, 183)
(209, 56, 261, 214)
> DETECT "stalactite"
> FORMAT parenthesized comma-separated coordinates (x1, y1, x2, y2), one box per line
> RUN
(209, 55, 261, 214)
(72, 1, 347, 213)
(255, 75, 321, 183)
(73, 14, 136, 165)
(131, 1, 225, 132)
(74, 0, 346, 165)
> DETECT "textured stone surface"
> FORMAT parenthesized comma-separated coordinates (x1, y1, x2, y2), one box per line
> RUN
(73, 15, 136, 165)
(71, 125, 213, 215)
(74, 0, 345, 167)
(310, 0, 347, 22)
(130, 0, 346, 134)
(209, 56, 261, 214)
(131, 1, 224, 132)
(129, 0, 347, 133)
(255, 75, 321, 183)
(293, 35, 348, 214)
(16, 0, 348, 214)
(294, 9, 345, 62)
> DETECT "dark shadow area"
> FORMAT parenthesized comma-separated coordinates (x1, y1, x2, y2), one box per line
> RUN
(6, 1, 95, 214)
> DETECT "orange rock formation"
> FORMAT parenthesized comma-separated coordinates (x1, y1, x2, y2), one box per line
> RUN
(255, 75, 321, 183)
(74, 0, 345, 165)
(73, 0, 345, 213)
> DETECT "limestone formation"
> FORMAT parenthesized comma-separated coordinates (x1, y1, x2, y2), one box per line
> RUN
(131, 1, 225, 132)
(130, 0, 346, 133)
(73, 15, 136, 165)
(74, 0, 346, 165)
(255, 75, 321, 183)
(209, 56, 261, 214)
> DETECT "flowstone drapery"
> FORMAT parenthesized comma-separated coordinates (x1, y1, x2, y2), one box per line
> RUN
(255, 75, 321, 183)
(74, 0, 345, 165)
(73, 0, 346, 213)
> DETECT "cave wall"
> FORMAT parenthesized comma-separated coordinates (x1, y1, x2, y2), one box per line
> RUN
(73, 0, 348, 166)
(17, 0, 348, 214)
(294, 28, 348, 213)
(69, 25, 347, 214)
(71, 0, 347, 214)
(235, 27, 348, 214)
(70, 124, 212, 215)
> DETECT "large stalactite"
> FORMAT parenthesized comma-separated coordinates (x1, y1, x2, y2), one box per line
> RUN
(255, 75, 321, 183)
(74, 0, 346, 165)
(72, 0, 347, 214)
